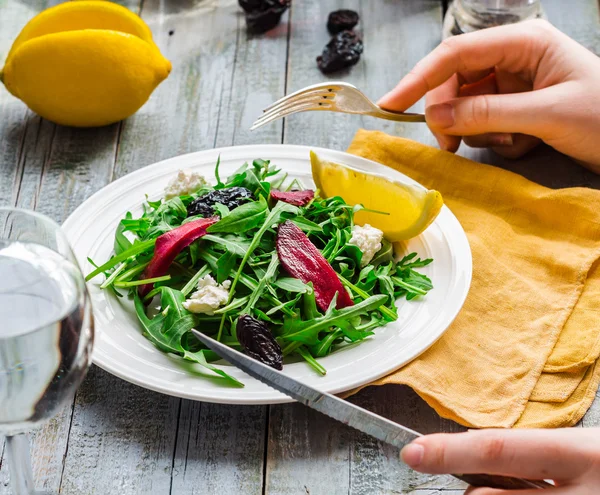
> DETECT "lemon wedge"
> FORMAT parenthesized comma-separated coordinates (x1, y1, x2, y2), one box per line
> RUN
(310, 151, 443, 241)
(0, 1, 171, 127)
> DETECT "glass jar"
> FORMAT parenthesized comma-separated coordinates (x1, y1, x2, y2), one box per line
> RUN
(443, 0, 544, 38)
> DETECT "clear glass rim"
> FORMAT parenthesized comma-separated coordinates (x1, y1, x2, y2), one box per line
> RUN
(0, 206, 63, 231)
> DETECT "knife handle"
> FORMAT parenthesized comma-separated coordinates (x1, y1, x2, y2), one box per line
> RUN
(455, 473, 553, 490)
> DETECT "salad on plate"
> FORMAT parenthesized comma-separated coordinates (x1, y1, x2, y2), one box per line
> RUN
(86, 153, 439, 387)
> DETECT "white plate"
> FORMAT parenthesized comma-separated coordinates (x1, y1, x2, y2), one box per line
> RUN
(63, 145, 472, 404)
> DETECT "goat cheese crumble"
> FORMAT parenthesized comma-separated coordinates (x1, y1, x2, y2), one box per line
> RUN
(183, 275, 231, 315)
(349, 224, 384, 266)
(164, 169, 207, 199)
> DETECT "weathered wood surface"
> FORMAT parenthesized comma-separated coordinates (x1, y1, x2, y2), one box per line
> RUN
(0, 0, 598, 493)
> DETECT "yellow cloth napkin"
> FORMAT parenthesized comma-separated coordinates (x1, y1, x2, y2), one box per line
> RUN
(345, 129, 600, 428)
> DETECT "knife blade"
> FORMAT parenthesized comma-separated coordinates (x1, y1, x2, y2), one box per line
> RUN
(191, 329, 551, 491)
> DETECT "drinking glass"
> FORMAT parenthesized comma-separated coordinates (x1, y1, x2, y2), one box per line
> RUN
(443, 0, 544, 38)
(0, 208, 94, 494)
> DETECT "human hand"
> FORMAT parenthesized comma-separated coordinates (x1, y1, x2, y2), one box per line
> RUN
(400, 428, 600, 494)
(378, 20, 600, 173)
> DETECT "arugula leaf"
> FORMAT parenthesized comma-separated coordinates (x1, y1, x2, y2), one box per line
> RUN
(134, 294, 176, 353)
(296, 346, 326, 375)
(273, 277, 310, 293)
(269, 172, 288, 190)
(310, 329, 344, 357)
(216, 251, 236, 284)
(398, 253, 433, 269)
(226, 162, 249, 184)
(265, 292, 303, 316)
(114, 212, 133, 255)
(214, 155, 224, 189)
(302, 283, 320, 320)
(213, 203, 230, 218)
(182, 265, 210, 296)
(203, 234, 252, 257)
(291, 217, 323, 234)
(183, 350, 244, 387)
(240, 168, 264, 197)
(371, 239, 393, 266)
(243, 252, 279, 312)
(207, 196, 268, 234)
(136, 290, 243, 387)
(189, 241, 200, 266)
(337, 320, 375, 343)
(86, 238, 156, 281)
(280, 295, 387, 345)
(227, 200, 299, 300)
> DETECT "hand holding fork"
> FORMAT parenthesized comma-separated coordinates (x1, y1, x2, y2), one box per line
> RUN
(251, 82, 425, 130)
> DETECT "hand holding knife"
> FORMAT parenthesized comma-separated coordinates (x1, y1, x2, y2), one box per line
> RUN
(191, 329, 551, 491)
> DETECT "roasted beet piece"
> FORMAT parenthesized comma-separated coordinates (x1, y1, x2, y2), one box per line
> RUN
(187, 187, 253, 218)
(237, 315, 283, 370)
(277, 220, 353, 311)
(139, 217, 218, 297)
(317, 30, 363, 74)
(238, 0, 290, 34)
(270, 189, 314, 206)
(327, 9, 359, 34)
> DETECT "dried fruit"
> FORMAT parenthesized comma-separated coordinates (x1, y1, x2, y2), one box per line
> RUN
(327, 9, 359, 34)
(238, 0, 290, 34)
(277, 220, 353, 311)
(317, 30, 363, 74)
(237, 314, 283, 370)
(270, 189, 314, 206)
(139, 217, 218, 297)
(187, 187, 253, 218)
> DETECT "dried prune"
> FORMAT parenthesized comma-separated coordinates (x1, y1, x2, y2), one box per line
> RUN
(237, 315, 283, 370)
(317, 31, 363, 74)
(187, 187, 253, 218)
(327, 9, 359, 34)
(238, 0, 290, 34)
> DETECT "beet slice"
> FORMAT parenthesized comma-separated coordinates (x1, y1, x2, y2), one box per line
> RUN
(276, 220, 353, 311)
(270, 189, 315, 206)
(139, 217, 218, 297)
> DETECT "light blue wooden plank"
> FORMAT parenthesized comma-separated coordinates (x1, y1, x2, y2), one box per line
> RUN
(283, 0, 441, 151)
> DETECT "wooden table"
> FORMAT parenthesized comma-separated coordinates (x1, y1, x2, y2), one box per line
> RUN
(1, 0, 599, 493)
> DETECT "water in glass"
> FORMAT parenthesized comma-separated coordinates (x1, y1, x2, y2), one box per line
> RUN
(0, 240, 92, 433)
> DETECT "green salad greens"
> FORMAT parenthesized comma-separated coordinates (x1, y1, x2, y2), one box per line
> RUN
(86, 157, 433, 387)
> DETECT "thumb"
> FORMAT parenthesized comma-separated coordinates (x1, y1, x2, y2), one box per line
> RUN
(425, 88, 560, 138)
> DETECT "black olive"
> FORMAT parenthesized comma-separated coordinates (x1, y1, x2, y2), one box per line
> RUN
(317, 31, 363, 74)
(237, 315, 283, 370)
(238, 0, 290, 34)
(327, 9, 359, 34)
(187, 187, 253, 218)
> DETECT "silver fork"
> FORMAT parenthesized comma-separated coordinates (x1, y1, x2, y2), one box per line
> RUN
(250, 81, 426, 130)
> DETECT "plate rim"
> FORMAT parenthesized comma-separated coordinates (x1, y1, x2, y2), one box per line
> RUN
(63, 144, 472, 404)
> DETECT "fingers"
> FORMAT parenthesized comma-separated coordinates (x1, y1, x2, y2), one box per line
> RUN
(378, 20, 556, 111)
(400, 429, 593, 482)
(425, 87, 560, 138)
(462, 133, 514, 148)
(458, 72, 498, 97)
(492, 134, 541, 159)
(426, 75, 462, 152)
(461, 133, 541, 158)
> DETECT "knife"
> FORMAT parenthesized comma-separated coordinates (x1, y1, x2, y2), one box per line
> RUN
(191, 329, 552, 491)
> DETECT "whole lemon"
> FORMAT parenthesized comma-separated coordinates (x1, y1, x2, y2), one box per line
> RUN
(0, 1, 171, 127)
